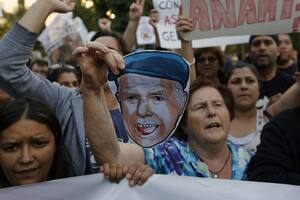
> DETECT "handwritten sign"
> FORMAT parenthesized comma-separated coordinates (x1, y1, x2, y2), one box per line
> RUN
(183, 0, 300, 40)
(153, 0, 181, 49)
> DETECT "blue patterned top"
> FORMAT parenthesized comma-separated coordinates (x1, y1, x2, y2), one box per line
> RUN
(144, 137, 252, 180)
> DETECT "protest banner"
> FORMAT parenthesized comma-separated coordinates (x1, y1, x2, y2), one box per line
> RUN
(0, 174, 299, 200)
(136, 16, 156, 45)
(153, 0, 181, 49)
(182, 0, 300, 41)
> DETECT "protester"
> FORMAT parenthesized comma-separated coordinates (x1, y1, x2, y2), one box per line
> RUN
(246, 106, 300, 185)
(176, 13, 226, 84)
(78, 47, 252, 179)
(48, 64, 80, 88)
(278, 33, 298, 76)
(0, 98, 73, 187)
(0, 0, 136, 176)
(227, 62, 300, 152)
(123, 0, 145, 51)
(194, 47, 226, 84)
(29, 59, 49, 79)
(248, 35, 295, 99)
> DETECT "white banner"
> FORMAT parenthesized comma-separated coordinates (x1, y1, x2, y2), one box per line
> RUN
(0, 174, 299, 200)
(183, 0, 300, 41)
(136, 16, 156, 45)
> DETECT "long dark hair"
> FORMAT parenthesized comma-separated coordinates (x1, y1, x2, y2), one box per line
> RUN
(0, 98, 74, 187)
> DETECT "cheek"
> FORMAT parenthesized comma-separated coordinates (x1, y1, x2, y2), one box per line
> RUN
(0, 152, 17, 170)
(122, 102, 136, 116)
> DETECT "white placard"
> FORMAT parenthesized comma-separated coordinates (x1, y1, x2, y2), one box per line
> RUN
(153, 0, 181, 49)
(137, 16, 156, 45)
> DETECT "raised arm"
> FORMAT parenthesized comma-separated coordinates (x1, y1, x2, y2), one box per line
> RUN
(176, 13, 196, 82)
(74, 42, 145, 165)
(267, 72, 300, 118)
(19, 0, 75, 33)
(123, 0, 145, 51)
(0, 0, 76, 109)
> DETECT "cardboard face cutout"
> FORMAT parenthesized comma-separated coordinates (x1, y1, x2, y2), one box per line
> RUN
(108, 51, 190, 148)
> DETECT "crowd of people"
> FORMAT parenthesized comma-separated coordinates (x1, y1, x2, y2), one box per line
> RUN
(0, 0, 299, 191)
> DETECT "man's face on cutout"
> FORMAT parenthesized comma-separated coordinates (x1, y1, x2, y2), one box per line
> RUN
(119, 74, 186, 147)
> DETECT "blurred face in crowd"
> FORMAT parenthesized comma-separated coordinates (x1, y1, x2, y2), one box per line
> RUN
(119, 74, 186, 147)
(57, 72, 79, 88)
(196, 52, 220, 78)
(0, 119, 55, 186)
(31, 63, 49, 79)
(249, 36, 279, 71)
(278, 34, 294, 63)
(184, 87, 231, 146)
(227, 67, 259, 112)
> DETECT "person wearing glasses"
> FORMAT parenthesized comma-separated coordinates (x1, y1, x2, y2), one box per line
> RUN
(194, 47, 226, 84)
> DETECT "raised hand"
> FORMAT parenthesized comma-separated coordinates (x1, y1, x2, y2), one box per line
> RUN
(98, 18, 112, 32)
(48, 0, 76, 13)
(176, 6, 193, 41)
(129, 0, 145, 21)
(73, 42, 124, 90)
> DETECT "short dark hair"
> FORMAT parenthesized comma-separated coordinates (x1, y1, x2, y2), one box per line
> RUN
(90, 31, 130, 56)
(249, 34, 279, 47)
(177, 79, 234, 140)
(0, 98, 74, 187)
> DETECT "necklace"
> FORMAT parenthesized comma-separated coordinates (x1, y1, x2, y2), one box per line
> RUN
(208, 151, 231, 179)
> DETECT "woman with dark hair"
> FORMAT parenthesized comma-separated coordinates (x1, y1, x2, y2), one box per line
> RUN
(0, 98, 73, 187)
(194, 47, 226, 84)
(226, 62, 300, 152)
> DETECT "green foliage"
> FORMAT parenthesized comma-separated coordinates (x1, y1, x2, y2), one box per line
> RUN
(0, 0, 153, 37)
(74, 0, 153, 33)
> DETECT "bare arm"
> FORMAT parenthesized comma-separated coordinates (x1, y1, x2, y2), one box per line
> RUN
(74, 42, 145, 164)
(176, 14, 196, 82)
(123, 0, 145, 51)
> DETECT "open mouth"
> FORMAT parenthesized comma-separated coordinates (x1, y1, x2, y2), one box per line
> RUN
(205, 122, 221, 130)
(135, 124, 158, 135)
